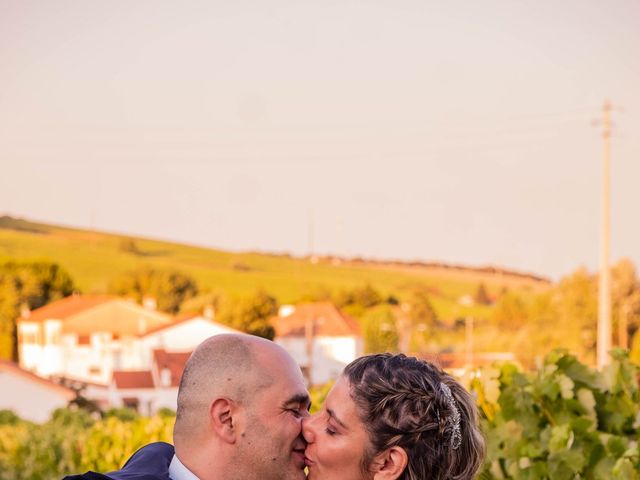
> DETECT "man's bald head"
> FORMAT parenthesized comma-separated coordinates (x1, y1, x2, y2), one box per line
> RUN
(174, 334, 291, 442)
(171, 334, 310, 480)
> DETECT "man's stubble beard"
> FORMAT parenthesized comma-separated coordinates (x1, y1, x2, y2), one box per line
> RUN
(230, 413, 304, 480)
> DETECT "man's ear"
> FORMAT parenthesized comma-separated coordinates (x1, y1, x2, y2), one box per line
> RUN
(371, 446, 408, 480)
(209, 397, 240, 444)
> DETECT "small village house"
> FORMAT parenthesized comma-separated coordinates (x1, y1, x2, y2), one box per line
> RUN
(0, 359, 75, 423)
(272, 302, 363, 385)
(16, 295, 243, 414)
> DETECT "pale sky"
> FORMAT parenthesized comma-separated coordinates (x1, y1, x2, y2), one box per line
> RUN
(1, 0, 639, 279)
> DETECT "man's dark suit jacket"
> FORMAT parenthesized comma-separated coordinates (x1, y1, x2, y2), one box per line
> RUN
(63, 442, 175, 480)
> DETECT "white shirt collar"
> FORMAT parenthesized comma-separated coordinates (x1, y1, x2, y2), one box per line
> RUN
(169, 454, 200, 480)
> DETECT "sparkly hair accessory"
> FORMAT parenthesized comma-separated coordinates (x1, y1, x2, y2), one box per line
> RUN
(440, 382, 462, 450)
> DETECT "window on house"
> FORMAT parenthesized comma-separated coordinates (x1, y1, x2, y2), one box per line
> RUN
(160, 368, 172, 387)
(22, 331, 39, 344)
(122, 397, 139, 412)
(46, 330, 60, 345)
(113, 350, 122, 370)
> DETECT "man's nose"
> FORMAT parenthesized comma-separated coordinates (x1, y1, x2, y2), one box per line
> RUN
(302, 414, 317, 443)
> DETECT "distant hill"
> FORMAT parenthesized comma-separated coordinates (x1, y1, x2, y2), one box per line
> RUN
(0, 215, 50, 234)
(303, 254, 548, 285)
(0, 215, 549, 320)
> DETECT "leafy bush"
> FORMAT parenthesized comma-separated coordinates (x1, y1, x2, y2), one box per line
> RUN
(335, 284, 384, 310)
(0, 410, 173, 480)
(309, 381, 334, 414)
(217, 290, 277, 339)
(109, 267, 198, 314)
(156, 407, 176, 418)
(472, 349, 640, 479)
(103, 407, 139, 422)
(0, 351, 638, 479)
(361, 305, 399, 353)
(0, 260, 75, 360)
(0, 410, 22, 426)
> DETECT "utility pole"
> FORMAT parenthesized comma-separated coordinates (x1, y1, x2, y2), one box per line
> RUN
(305, 317, 315, 385)
(465, 316, 474, 382)
(597, 99, 612, 369)
(307, 209, 315, 258)
(398, 303, 411, 354)
(304, 316, 324, 385)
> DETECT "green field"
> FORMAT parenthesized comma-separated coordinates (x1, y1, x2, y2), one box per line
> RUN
(0, 216, 548, 321)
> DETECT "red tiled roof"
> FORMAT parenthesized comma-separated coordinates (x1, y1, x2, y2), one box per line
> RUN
(172, 311, 201, 322)
(272, 302, 361, 338)
(141, 312, 199, 337)
(112, 370, 155, 389)
(153, 349, 192, 387)
(0, 359, 75, 399)
(61, 300, 173, 336)
(18, 295, 174, 337)
(19, 295, 114, 323)
(141, 313, 242, 338)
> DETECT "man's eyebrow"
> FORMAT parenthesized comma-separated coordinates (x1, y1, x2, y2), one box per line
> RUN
(284, 393, 311, 408)
(327, 408, 348, 430)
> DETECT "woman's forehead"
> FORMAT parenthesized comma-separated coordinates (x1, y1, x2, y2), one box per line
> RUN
(326, 377, 360, 424)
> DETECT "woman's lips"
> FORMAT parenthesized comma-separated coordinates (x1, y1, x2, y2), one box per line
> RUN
(292, 449, 306, 468)
(304, 456, 314, 467)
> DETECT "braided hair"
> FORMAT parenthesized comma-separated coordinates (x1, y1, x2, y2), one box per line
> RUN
(343, 354, 485, 480)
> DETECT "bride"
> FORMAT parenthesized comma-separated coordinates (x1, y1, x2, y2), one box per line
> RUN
(303, 353, 485, 480)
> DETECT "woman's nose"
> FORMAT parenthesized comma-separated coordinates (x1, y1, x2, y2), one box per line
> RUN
(302, 413, 318, 443)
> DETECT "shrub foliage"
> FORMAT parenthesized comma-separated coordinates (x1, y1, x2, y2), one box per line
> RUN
(0, 408, 173, 480)
(0, 351, 638, 479)
(472, 349, 640, 479)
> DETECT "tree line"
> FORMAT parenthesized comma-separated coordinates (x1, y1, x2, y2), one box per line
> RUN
(489, 259, 640, 365)
(2, 258, 640, 366)
(0, 261, 280, 361)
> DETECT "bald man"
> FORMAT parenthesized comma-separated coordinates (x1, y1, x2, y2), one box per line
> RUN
(64, 334, 311, 480)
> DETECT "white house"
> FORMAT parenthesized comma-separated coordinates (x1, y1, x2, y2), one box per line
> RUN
(138, 312, 240, 365)
(272, 302, 363, 385)
(17, 294, 360, 413)
(104, 315, 241, 414)
(17, 295, 240, 387)
(16, 295, 251, 414)
(17, 295, 174, 384)
(0, 359, 75, 423)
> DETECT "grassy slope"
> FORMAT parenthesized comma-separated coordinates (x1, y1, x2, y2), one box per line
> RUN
(0, 218, 548, 323)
